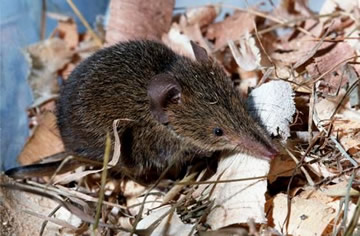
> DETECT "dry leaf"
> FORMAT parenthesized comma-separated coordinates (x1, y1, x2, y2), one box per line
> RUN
(320, 0, 360, 14)
(185, 5, 219, 28)
(206, 10, 255, 50)
(306, 42, 355, 94)
(268, 152, 297, 183)
(271, 36, 334, 65)
(314, 92, 360, 152)
(105, 0, 174, 45)
(228, 32, 261, 71)
(193, 154, 270, 230)
(18, 112, 64, 165)
(25, 38, 73, 107)
(272, 188, 358, 235)
(57, 18, 79, 49)
(0, 175, 81, 236)
(271, 193, 337, 235)
(162, 23, 194, 57)
(137, 206, 194, 236)
(320, 181, 360, 197)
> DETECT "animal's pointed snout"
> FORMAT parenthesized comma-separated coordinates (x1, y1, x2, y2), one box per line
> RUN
(236, 136, 279, 160)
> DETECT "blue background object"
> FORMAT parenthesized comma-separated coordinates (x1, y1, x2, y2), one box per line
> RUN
(0, 0, 324, 170)
(0, 0, 109, 170)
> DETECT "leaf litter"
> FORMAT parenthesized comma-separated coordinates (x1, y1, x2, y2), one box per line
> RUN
(1, 0, 360, 235)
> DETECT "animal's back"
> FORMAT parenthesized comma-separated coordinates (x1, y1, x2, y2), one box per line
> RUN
(57, 41, 181, 162)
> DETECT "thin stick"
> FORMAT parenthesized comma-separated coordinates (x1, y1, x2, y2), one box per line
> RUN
(284, 147, 314, 186)
(40, 0, 47, 40)
(93, 132, 111, 231)
(308, 83, 315, 144)
(219, 4, 315, 37)
(308, 56, 360, 85)
(66, 0, 103, 47)
(344, 195, 360, 236)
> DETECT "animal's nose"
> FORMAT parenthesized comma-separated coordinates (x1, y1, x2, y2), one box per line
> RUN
(237, 137, 279, 160)
(260, 146, 278, 160)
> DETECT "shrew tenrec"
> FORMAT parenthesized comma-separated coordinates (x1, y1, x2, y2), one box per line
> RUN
(6, 40, 278, 183)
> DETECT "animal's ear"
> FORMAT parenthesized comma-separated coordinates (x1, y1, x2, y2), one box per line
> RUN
(190, 41, 209, 62)
(147, 73, 181, 124)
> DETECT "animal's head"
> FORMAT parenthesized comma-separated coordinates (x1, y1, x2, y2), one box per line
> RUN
(147, 42, 277, 159)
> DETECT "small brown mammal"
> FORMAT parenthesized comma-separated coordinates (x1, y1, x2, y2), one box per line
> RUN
(6, 40, 277, 183)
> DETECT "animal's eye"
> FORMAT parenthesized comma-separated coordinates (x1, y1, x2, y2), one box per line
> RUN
(213, 127, 223, 136)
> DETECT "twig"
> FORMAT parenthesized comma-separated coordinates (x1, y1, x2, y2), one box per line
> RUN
(344, 195, 360, 236)
(340, 171, 356, 234)
(48, 155, 74, 185)
(308, 83, 315, 144)
(92, 132, 111, 231)
(284, 147, 314, 186)
(24, 209, 78, 230)
(39, 205, 62, 236)
(176, 175, 268, 185)
(40, 0, 47, 40)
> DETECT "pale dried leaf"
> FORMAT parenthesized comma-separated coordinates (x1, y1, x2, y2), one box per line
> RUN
(194, 154, 270, 230)
(306, 43, 355, 94)
(162, 23, 194, 58)
(25, 38, 73, 107)
(320, 0, 360, 14)
(314, 93, 360, 152)
(320, 181, 360, 197)
(137, 206, 194, 236)
(228, 32, 261, 71)
(272, 193, 337, 235)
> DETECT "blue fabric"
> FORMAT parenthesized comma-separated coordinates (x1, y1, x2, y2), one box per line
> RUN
(0, 0, 109, 170)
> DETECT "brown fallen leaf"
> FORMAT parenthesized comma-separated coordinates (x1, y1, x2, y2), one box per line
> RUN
(185, 5, 219, 28)
(306, 42, 355, 94)
(56, 18, 79, 49)
(162, 23, 195, 58)
(206, 10, 256, 50)
(272, 0, 313, 22)
(270, 36, 334, 65)
(105, 0, 174, 45)
(18, 112, 64, 165)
